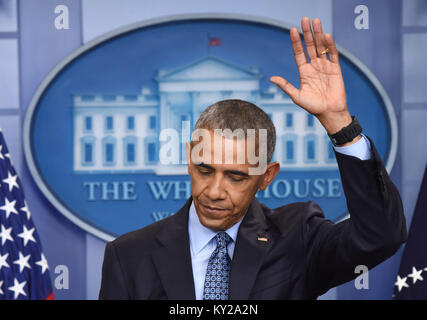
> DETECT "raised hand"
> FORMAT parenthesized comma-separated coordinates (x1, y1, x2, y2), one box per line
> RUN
(270, 17, 353, 135)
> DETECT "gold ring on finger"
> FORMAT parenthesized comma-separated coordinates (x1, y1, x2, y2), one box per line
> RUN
(320, 48, 329, 55)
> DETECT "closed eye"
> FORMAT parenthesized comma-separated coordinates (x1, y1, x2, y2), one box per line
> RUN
(198, 168, 212, 175)
(229, 175, 246, 182)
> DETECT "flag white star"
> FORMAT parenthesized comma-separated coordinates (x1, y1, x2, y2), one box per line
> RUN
(20, 202, 31, 220)
(0, 145, 4, 160)
(408, 266, 424, 284)
(8, 278, 27, 299)
(17, 225, 36, 247)
(2, 171, 19, 192)
(13, 252, 31, 273)
(0, 280, 3, 295)
(36, 253, 49, 274)
(0, 252, 9, 271)
(0, 224, 13, 245)
(394, 275, 409, 292)
(0, 198, 18, 218)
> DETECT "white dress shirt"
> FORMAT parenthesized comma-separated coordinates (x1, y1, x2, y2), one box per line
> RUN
(188, 134, 372, 299)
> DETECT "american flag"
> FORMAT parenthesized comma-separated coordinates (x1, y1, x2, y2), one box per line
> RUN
(393, 163, 427, 299)
(0, 129, 53, 300)
(208, 34, 221, 46)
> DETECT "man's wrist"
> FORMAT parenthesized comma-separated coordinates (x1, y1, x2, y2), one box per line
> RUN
(316, 111, 353, 135)
(315, 110, 363, 147)
(329, 116, 363, 147)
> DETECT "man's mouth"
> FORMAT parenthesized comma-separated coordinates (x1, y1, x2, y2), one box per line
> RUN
(200, 203, 228, 213)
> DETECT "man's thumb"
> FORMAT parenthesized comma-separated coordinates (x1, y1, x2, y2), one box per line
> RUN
(269, 76, 299, 101)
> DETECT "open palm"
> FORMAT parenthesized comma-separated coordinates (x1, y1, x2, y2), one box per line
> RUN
(271, 18, 350, 133)
(296, 55, 346, 115)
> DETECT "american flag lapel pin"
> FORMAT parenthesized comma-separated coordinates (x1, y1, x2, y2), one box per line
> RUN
(257, 233, 268, 242)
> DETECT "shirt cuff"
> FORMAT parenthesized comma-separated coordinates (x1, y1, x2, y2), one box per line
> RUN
(333, 134, 372, 160)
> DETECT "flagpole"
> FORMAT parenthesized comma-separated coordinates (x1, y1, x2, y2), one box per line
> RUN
(207, 33, 210, 56)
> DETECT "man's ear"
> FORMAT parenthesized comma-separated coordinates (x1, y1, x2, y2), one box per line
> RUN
(259, 161, 280, 191)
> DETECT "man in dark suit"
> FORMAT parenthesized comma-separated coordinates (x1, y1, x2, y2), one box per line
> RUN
(99, 17, 407, 300)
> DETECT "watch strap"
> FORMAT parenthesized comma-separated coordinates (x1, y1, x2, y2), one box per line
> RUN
(328, 116, 362, 146)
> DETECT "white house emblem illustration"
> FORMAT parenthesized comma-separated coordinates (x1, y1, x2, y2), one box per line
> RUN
(73, 56, 337, 174)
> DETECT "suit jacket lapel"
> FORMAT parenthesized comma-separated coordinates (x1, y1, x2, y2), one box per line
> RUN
(229, 197, 273, 300)
(152, 196, 196, 299)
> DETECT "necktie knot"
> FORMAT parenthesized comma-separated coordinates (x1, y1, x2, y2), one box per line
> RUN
(215, 231, 232, 249)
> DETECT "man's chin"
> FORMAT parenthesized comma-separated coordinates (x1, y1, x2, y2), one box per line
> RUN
(198, 216, 227, 231)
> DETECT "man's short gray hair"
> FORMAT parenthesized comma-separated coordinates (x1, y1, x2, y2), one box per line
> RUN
(192, 99, 276, 163)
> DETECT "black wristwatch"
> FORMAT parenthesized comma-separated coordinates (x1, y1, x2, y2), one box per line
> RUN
(328, 116, 362, 147)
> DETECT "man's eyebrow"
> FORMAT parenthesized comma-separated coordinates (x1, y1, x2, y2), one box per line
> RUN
(196, 162, 214, 170)
(195, 163, 249, 177)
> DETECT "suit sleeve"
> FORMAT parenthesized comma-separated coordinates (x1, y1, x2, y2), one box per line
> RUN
(303, 136, 408, 297)
(99, 241, 130, 300)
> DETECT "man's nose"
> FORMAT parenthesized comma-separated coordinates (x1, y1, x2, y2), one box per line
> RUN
(205, 174, 227, 200)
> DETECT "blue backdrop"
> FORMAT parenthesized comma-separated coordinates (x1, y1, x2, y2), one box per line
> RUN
(0, 0, 425, 299)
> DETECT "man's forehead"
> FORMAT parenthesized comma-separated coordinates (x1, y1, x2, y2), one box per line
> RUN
(190, 131, 256, 163)
(191, 129, 256, 147)
(189, 128, 269, 175)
